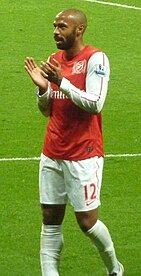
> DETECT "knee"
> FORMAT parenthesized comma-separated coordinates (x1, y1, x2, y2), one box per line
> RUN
(41, 207, 54, 225)
(75, 209, 98, 232)
(79, 216, 98, 232)
(41, 204, 66, 225)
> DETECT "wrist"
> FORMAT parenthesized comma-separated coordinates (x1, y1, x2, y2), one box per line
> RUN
(58, 78, 62, 87)
(39, 87, 47, 95)
(36, 87, 48, 98)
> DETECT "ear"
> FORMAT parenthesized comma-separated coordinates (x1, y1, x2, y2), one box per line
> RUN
(76, 24, 85, 36)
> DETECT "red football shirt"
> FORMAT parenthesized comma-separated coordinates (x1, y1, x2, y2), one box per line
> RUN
(42, 45, 110, 160)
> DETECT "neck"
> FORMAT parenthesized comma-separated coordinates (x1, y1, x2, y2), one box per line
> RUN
(64, 43, 85, 60)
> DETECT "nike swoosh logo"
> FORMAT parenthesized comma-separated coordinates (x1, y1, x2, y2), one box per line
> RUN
(86, 200, 95, 206)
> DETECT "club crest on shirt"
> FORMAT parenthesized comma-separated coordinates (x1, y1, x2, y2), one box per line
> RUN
(94, 64, 107, 77)
(72, 60, 86, 74)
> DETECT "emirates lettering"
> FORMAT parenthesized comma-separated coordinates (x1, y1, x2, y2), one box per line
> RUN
(50, 89, 68, 99)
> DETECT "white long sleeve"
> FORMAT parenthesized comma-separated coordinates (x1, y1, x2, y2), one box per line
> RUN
(59, 52, 110, 113)
(36, 84, 51, 117)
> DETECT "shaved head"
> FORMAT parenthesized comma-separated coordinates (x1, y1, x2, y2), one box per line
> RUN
(53, 9, 87, 52)
(56, 9, 87, 33)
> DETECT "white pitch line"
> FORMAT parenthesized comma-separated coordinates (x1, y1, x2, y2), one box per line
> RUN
(105, 153, 141, 158)
(0, 157, 40, 162)
(0, 153, 141, 162)
(83, 0, 141, 11)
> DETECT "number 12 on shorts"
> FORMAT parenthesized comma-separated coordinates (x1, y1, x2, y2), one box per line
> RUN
(84, 183, 97, 206)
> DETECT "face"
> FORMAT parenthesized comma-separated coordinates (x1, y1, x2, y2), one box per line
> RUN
(53, 14, 78, 50)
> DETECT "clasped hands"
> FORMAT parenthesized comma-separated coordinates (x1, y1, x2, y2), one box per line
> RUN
(24, 57, 62, 93)
(41, 58, 62, 86)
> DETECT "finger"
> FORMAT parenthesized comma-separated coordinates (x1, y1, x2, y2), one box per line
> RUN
(24, 64, 32, 76)
(52, 58, 61, 68)
(24, 57, 33, 73)
(40, 61, 48, 70)
(24, 57, 37, 71)
(29, 57, 38, 68)
(41, 70, 48, 79)
(41, 61, 53, 75)
(46, 61, 56, 71)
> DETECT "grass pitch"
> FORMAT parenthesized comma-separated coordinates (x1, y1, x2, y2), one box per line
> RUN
(0, 0, 141, 275)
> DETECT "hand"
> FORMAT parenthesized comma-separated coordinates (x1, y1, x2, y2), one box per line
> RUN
(24, 57, 48, 93)
(40, 58, 62, 86)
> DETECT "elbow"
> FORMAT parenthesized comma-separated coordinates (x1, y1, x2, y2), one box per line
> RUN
(42, 111, 50, 117)
(96, 106, 102, 114)
(91, 102, 102, 114)
(38, 103, 50, 117)
(95, 101, 104, 113)
(39, 109, 50, 117)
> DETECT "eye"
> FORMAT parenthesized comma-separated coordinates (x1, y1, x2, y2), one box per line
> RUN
(53, 22, 68, 30)
(60, 25, 66, 30)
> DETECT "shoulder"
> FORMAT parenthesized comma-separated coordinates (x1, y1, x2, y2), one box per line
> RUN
(82, 45, 107, 65)
(82, 45, 100, 58)
(89, 51, 109, 65)
(85, 45, 109, 63)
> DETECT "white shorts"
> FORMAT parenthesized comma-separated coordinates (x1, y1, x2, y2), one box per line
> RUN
(39, 153, 104, 212)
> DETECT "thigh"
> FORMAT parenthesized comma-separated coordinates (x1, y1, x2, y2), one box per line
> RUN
(39, 154, 68, 205)
(64, 156, 104, 212)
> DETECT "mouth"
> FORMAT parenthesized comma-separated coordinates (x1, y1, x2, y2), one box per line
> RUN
(55, 40, 62, 45)
(54, 36, 64, 43)
(54, 36, 65, 49)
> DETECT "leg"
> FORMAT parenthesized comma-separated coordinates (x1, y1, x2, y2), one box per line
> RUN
(75, 208, 120, 275)
(40, 204, 66, 276)
(64, 157, 123, 274)
(41, 204, 66, 225)
(75, 207, 98, 232)
(39, 154, 68, 276)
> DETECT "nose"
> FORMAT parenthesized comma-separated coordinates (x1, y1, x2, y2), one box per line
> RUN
(54, 27, 59, 35)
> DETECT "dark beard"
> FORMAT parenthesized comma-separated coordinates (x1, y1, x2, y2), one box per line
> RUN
(55, 30, 76, 50)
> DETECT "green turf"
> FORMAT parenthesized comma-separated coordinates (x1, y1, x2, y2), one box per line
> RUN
(0, 0, 141, 275)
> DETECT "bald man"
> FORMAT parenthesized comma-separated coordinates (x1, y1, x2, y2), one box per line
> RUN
(25, 9, 124, 276)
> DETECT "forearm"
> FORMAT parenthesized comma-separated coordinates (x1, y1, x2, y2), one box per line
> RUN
(59, 52, 110, 114)
(59, 78, 107, 114)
